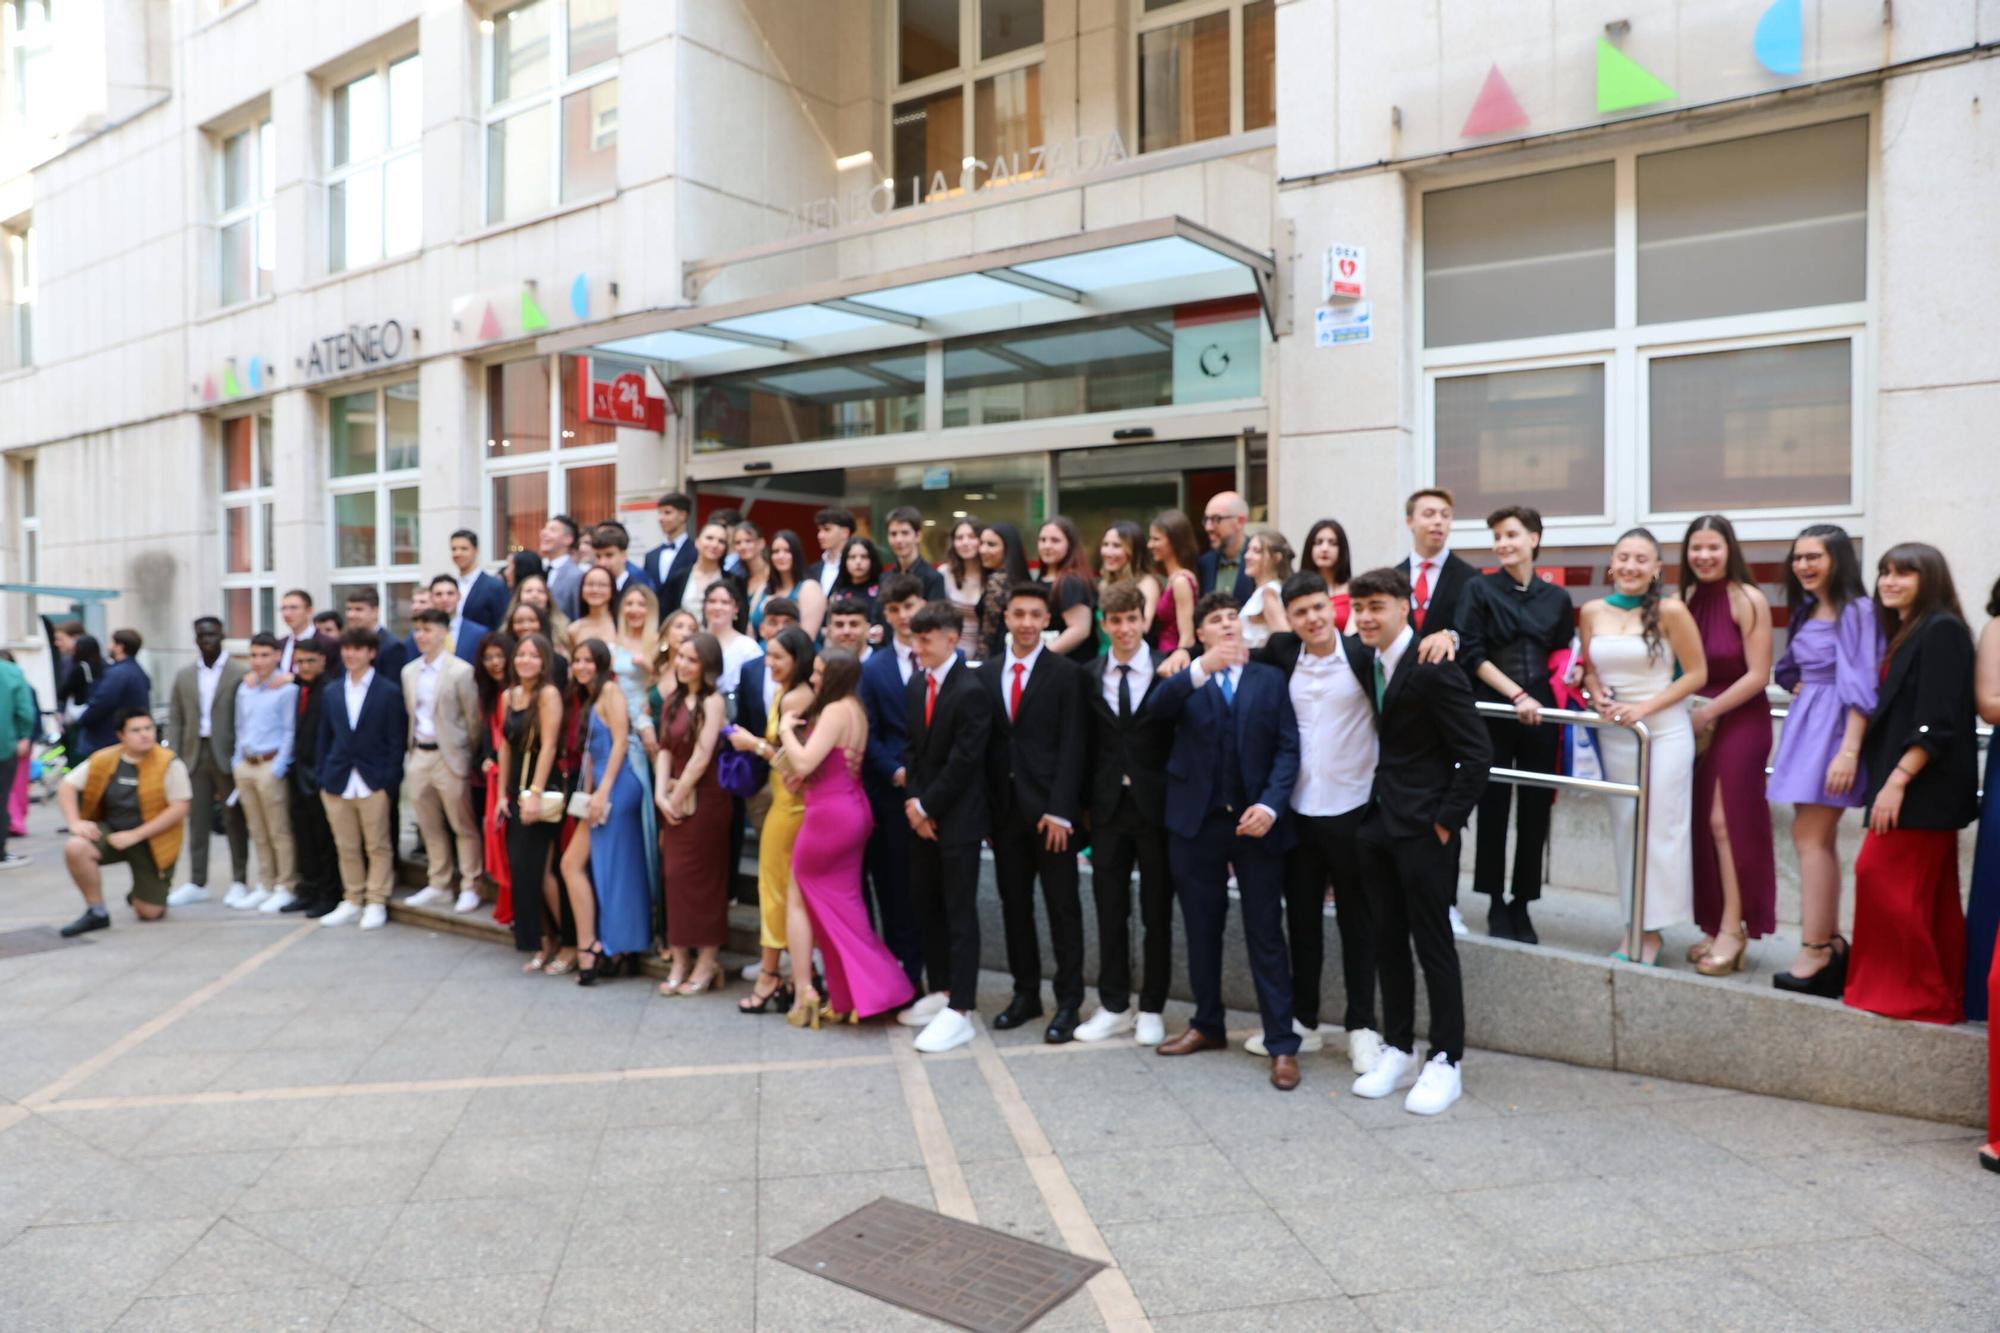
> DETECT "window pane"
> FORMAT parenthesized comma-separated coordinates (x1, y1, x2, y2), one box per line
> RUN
(973, 64, 1040, 186)
(384, 381, 421, 470)
(1140, 11, 1231, 154)
(222, 129, 252, 210)
(491, 470, 550, 555)
(564, 462, 616, 529)
(333, 72, 383, 169)
(1649, 341, 1852, 511)
(980, 0, 1040, 59)
(389, 486, 421, 565)
(225, 505, 252, 574)
(261, 501, 274, 572)
(383, 153, 423, 257)
(1242, 0, 1275, 132)
(329, 392, 378, 477)
(567, 0, 618, 73)
(219, 219, 253, 306)
(695, 349, 926, 452)
(255, 207, 275, 298)
(225, 588, 254, 640)
(1424, 163, 1615, 347)
(560, 79, 618, 201)
(331, 167, 384, 272)
(559, 354, 616, 448)
(333, 491, 377, 568)
(387, 54, 423, 148)
(892, 85, 963, 208)
(491, 0, 552, 102)
(258, 121, 275, 201)
(1639, 118, 1867, 325)
(487, 359, 551, 457)
(1435, 364, 1607, 520)
(223, 417, 254, 491)
(256, 414, 274, 486)
(259, 587, 275, 634)
(899, 0, 958, 82)
(487, 103, 554, 222)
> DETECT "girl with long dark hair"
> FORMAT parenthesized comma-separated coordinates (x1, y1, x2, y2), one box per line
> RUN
(494, 633, 567, 969)
(726, 626, 816, 1014)
(1098, 520, 1161, 638)
(1145, 510, 1201, 658)
(1037, 516, 1098, 662)
(559, 639, 652, 983)
(767, 530, 826, 640)
(1302, 518, 1355, 631)
(975, 521, 1032, 658)
(474, 631, 516, 925)
(940, 518, 985, 642)
(654, 632, 731, 996)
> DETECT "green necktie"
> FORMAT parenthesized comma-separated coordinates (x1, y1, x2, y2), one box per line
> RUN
(1373, 657, 1388, 710)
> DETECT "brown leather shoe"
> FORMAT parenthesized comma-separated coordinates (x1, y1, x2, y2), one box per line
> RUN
(1155, 1027, 1227, 1057)
(1269, 1055, 1301, 1091)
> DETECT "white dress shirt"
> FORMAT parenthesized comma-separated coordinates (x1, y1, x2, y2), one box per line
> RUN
(1290, 640, 1378, 817)
(816, 557, 841, 592)
(455, 568, 479, 605)
(893, 638, 916, 686)
(278, 629, 310, 674)
(196, 655, 224, 738)
(1408, 549, 1443, 618)
(1101, 643, 1153, 715)
(413, 654, 441, 744)
(1376, 624, 1415, 689)
(341, 668, 377, 799)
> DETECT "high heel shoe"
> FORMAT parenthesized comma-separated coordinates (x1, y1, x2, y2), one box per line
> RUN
(738, 976, 793, 1015)
(1696, 925, 1749, 977)
(658, 967, 690, 997)
(787, 994, 827, 1030)
(1773, 937, 1847, 998)
(677, 964, 724, 997)
(577, 944, 605, 988)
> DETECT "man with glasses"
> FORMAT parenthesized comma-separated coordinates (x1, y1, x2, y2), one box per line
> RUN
(1200, 491, 1256, 607)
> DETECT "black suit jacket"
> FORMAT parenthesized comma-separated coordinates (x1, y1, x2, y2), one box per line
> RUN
(1198, 547, 1257, 606)
(892, 557, 947, 603)
(1361, 641, 1491, 841)
(1083, 655, 1172, 825)
(1861, 613, 1980, 829)
(372, 627, 409, 678)
(290, 678, 329, 797)
(977, 648, 1085, 826)
(903, 661, 993, 846)
(649, 537, 698, 609)
(1254, 630, 1378, 702)
(1395, 551, 1479, 645)
(733, 656, 772, 791)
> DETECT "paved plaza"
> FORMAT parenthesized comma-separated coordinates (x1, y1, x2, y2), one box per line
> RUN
(2, 810, 1997, 1333)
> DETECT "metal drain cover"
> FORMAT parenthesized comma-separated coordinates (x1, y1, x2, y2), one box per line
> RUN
(0, 927, 90, 961)
(774, 1196, 1105, 1333)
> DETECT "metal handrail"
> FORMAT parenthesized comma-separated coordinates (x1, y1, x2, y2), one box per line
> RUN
(1472, 701, 1652, 960)
(1762, 702, 1990, 795)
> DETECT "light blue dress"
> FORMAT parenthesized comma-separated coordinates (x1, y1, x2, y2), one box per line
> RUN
(586, 709, 653, 956)
(609, 645, 660, 891)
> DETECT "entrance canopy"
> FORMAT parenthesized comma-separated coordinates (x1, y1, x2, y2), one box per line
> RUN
(541, 217, 1275, 382)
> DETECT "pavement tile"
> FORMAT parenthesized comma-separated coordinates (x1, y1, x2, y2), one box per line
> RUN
(362, 1194, 582, 1285)
(759, 1061, 908, 1120)
(1219, 1128, 1434, 1207)
(109, 1285, 348, 1332)
(207, 1046, 380, 1094)
(545, 1260, 754, 1332)
(758, 1105, 924, 1178)
(364, 1272, 557, 1333)
(416, 1129, 596, 1202)
(602, 1070, 759, 1128)
(556, 1179, 754, 1271)
(956, 1155, 1064, 1248)
(144, 1217, 342, 1296)
(292, 1091, 475, 1150)
(1452, 1176, 1716, 1273)
(0, 1217, 208, 1333)
(1355, 1275, 1601, 1332)
(36, 1154, 224, 1226)
(1749, 1235, 2000, 1331)
(1551, 1251, 1815, 1333)
(454, 1083, 615, 1142)
(1758, 1146, 2000, 1233)
(755, 1167, 934, 1254)
(1465, 1050, 1734, 1115)
(63, 1051, 242, 1099)
(1889, 1223, 2000, 1294)
(921, 1056, 1027, 1164)
(1062, 1143, 1257, 1227)
(1098, 1207, 1341, 1316)
(228, 1204, 406, 1285)
(322, 1290, 434, 1332)
(137, 1098, 325, 1157)
(1150, 1297, 1374, 1331)
(230, 1142, 438, 1214)
(1285, 1191, 1518, 1295)
(592, 1120, 757, 1186)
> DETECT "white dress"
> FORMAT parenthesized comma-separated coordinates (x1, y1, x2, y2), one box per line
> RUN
(1591, 632, 1694, 933)
(1240, 579, 1284, 649)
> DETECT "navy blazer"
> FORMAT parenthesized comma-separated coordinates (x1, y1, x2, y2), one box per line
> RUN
(733, 655, 772, 791)
(461, 571, 510, 633)
(406, 619, 491, 669)
(859, 643, 914, 800)
(372, 627, 409, 678)
(317, 671, 408, 796)
(1197, 548, 1257, 607)
(77, 656, 152, 757)
(645, 538, 698, 602)
(1145, 660, 1299, 850)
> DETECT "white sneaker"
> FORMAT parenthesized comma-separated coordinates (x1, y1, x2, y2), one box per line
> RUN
(1135, 1012, 1167, 1047)
(742, 950, 788, 982)
(167, 883, 210, 907)
(1448, 905, 1469, 938)
(1350, 1046, 1415, 1099)
(1403, 1052, 1462, 1116)
(359, 904, 388, 931)
(912, 1007, 976, 1054)
(405, 886, 451, 909)
(221, 882, 250, 908)
(1348, 1028, 1384, 1075)
(897, 990, 950, 1028)
(454, 889, 483, 914)
(319, 901, 361, 928)
(258, 889, 297, 914)
(1074, 1006, 1136, 1042)
(235, 886, 270, 911)
(1245, 1018, 1324, 1057)
(740, 960, 763, 981)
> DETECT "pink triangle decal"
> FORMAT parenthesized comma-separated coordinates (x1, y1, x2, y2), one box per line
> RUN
(478, 302, 503, 341)
(202, 374, 218, 403)
(1461, 63, 1530, 138)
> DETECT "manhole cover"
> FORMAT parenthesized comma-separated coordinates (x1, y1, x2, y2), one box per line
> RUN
(774, 1196, 1105, 1333)
(0, 927, 90, 961)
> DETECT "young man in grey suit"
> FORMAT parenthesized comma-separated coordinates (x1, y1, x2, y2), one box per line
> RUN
(401, 609, 486, 914)
(164, 616, 251, 908)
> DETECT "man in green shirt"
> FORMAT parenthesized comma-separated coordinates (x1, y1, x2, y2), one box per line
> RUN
(0, 653, 35, 870)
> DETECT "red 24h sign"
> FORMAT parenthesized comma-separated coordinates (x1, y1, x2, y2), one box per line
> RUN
(580, 357, 667, 433)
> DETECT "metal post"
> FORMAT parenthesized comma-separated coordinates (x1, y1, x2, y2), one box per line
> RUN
(1626, 721, 1652, 962)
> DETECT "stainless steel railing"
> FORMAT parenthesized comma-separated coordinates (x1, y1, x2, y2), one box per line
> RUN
(1472, 701, 1653, 960)
(1765, 702, 1991, 796)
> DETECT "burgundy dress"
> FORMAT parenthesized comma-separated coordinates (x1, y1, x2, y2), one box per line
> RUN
(658, 697, 730, 950)
(1688, 581, 1778, 939)
(793, 742, 915, 1020)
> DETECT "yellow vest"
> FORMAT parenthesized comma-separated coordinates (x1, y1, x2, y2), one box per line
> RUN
(81, 746, 184, 871)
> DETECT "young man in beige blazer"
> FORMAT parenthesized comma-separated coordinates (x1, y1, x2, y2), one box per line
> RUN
(401, 608, 486, 913)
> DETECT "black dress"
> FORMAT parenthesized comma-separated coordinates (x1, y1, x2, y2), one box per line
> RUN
(504, 694, 564, 952)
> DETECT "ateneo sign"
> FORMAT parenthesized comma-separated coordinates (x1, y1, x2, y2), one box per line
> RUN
(304, 321, 408, 381)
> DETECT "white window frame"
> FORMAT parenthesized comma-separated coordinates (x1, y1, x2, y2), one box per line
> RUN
(3, 219, 28, 370)
(215, 115, 275, 308)
(1414, 104, 1875, 550)
(478, 0, 619, 227)
(325, 50, 423, 274)
(327, 379, 422, 620)
(5, 0, 53, 129)
(218, 411, 276, 642)
(1129, 0, 1273, 154)
(11, 453, 37, 639)
(889, 0, 1045, 201)
(482, 353, 620, 555)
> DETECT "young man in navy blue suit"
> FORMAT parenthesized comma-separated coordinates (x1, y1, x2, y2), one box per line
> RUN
(859, 573, 927, 987)
(316, 628, 408, 932)
(1148, 592, 1304, 1090)
(448, 529, 510, 631)
(426, 574, 491, 665)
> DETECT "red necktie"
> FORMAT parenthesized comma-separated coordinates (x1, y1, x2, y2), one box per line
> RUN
(1412, 561, 1432, 630)
(1010, 662, 1025, 722)
(925, 672, 937, 726)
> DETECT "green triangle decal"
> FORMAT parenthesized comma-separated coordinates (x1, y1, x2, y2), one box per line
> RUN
(520, 288, 550, 332)
(221, 362, 243, 398)
(1596, 36, 1674, 113)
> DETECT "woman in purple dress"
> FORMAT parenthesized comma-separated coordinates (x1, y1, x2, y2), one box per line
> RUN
(1767, 525, 1883, 996)
(776, 647, 916, 1028)
(1680, 516, 1777, 974)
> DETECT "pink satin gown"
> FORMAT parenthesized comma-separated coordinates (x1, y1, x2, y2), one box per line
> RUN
(793, 746, 915, 1020)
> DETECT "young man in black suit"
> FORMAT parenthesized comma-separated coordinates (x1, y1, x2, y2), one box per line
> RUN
(883, 507, 948, 602)
(903, 600, 993, 1054)
(280, 638, 340, 917)
(860, 574, 927, 987)
(644, 492, 698, 601)
(1075, 581, 1175, 1046)
(977, 583, 1087, 1042)
(1347, 567, 1490, 1116)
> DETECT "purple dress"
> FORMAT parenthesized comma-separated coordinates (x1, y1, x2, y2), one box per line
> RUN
(1689, 582, 1778, 938)
(1766, 599, 1882, 807)
(793, 744, 916, 1020)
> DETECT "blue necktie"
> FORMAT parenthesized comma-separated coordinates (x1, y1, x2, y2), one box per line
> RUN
(1217, 669, 1234, 708)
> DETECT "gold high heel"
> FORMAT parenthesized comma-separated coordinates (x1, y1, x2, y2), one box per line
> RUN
(677, 964, 724, 997)
(787, 994, 826, 1030)
(1686, 937, 1714, 965)
(1696, 925, 1749, 976)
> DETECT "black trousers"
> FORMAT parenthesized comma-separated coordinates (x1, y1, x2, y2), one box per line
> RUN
(729, 794, 756, 905)
(1089, 795, 1173, 1014)
(1474, 713, 1559, 902)
(505, 816, 560, 952)
(1287, 808, 1377, 1032)
(287, 780, 337, 903)
(909, 836, 982, 1011)
(0, 755, 14, 858)
(990, 805, 1085, 1009)
(864, 790, 924, 988)
(1171, 810, 1296, 1055)
(1359, 829, 1465, 1063)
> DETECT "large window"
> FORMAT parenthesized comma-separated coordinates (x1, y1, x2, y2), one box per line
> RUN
(1135, 0, 1274, 154)
(2, 219, 27, 370)
(5, 0, 52, 129)
(694, 349, 926, 453)
(483, 355, 617, 553)
(220, 413, 276, 639)
(892, 0, 1042, 207)
(329, 53, 422, 272)
(1421, 117, 1868, 539)
(217, 118, 275, 307)
(481, 0, 619, 225)
(328, 382, 421, 627)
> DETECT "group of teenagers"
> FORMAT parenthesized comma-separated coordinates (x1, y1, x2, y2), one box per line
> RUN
(36, 486, 2000, 1127)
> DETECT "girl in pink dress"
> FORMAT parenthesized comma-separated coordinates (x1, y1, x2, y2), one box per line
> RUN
(776, 648, 916, 1027)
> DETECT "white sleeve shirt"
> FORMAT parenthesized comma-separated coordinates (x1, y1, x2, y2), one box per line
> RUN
(413, 656, 441, 744)
(1289, 641, 1378, 817)
(341, 669, 377, 799)
(195, 656, 224, 738)
(1101, 644, 1153, 714)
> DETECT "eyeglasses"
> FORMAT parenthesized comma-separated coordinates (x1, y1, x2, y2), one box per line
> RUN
(1789, 553, 1827, 564)
(1201, 514, 1227, 526)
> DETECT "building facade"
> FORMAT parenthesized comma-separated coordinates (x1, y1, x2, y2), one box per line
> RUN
(2, 0, 1997, 691)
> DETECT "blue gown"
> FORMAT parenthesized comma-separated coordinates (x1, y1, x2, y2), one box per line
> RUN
(586, 709, 653, 956)
(1961, 741, 2000, 1020)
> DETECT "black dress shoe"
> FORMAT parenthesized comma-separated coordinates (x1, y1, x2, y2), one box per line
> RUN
(279, 894, 315, 913)
(60, 910, 110, 938)
(992, 995, 1044, 1031)
(1507, 898, 1539, 946)
(1486, 902, 1515, 941)
(302, 897, 340, 919)
(1044, 1006, 1081, 1044)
